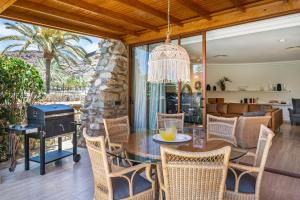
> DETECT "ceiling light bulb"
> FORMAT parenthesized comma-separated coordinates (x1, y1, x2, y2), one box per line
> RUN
(279, 39, 286, 43)
(213, 54, 228, 58)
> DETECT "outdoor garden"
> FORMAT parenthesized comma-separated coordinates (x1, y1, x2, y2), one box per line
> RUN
(0, 20, 96, 163)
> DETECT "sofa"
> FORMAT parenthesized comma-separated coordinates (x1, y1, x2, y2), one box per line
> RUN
(235, 116, 271, 148)
(207, 103, 283, 132)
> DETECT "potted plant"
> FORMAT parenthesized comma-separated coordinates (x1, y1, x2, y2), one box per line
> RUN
(217, 77, 232, 91)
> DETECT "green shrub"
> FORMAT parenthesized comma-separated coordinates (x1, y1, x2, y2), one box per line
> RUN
(0, 56, 45, 161)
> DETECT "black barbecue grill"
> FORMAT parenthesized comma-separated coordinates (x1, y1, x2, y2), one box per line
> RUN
(8, 104, 81, 175)
(27, 104, 76, 137)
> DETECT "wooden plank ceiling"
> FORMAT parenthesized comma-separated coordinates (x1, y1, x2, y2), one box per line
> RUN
(0, 0, 300, 44)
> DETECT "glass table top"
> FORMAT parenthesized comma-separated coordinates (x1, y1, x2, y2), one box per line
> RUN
(107, 129, 248, 164)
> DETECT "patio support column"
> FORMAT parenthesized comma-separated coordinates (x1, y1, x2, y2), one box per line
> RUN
(80, 39, 128, 140)
(202, 32, 207, 128)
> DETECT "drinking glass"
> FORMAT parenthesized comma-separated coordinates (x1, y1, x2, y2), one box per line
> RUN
(159, 128, 176, 141)
(164, 120, 177, 129)
(164, 119, 178, 134)
(193, 127, 205, 148)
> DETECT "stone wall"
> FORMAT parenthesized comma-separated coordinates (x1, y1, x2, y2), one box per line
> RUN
(81, 39, 128, 137)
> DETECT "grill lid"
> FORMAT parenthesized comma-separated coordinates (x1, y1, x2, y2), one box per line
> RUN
(29, 104, 74, 115)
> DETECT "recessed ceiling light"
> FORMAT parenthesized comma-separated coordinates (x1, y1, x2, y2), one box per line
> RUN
(286, 46, 300, 50)
(213, 55, 228, 58)
(279, 39, 286, 43)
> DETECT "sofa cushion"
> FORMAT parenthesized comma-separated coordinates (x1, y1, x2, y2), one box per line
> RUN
(208, 98, 217, 104)
(222, 114, 240, 118)
(207, 104, 217, 113)
(236, 116, 271, 148)
(217, 103, 228, 114)
(261, 105, 274, 112)
(248, 104, 263, 112)
(228, 103, 248, 114)
(243, 111, 266, 117)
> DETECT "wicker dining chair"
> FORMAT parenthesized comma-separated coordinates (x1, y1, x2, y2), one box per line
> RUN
(103, 116, 131, 167)
(207, 114, 238, 146)
(156, 113, 184, 133)
(103, 116, 130, 151)
(225, 125, 275, 200)
(83, 129, 155, 200)
(158, 146, 231, 200)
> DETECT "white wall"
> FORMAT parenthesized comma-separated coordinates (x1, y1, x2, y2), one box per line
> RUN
(206, 60, 300, 121)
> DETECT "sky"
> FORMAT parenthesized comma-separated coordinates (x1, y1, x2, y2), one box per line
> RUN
(0, 18, 100, 53)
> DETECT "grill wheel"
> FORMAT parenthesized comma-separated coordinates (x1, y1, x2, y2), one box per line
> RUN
(73, 154, 81, 162)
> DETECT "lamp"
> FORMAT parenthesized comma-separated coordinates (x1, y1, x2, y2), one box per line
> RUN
(148, 0, 190, 83)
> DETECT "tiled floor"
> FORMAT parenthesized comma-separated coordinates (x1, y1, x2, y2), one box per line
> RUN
(0, 123, 300, 200)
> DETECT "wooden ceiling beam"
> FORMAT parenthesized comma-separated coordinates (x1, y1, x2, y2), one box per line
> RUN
(55, 0, 159, 32)
(175, 0, 211, 20)
(113, 0, 183, 27)
(230, 0, 246, 12)
(1, 8, 121, 39)
(0, 0, 17, 13)
(124, 0, 300, 44)
(12, 1, 139, 36)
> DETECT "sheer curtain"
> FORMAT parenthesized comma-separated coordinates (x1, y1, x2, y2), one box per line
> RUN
(148, 43, 166, 130)
(132, 43, 166, 131)
(132, 45, 148, 131)
(148, 83, 166, 130)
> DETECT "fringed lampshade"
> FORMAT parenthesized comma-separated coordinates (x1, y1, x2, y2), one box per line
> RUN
(148, 42, 190, 83)
(147, 0, 190, 83)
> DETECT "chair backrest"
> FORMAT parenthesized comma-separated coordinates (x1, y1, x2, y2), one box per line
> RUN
(292, 98, 300, 113)
(156, 113, 184, 133)
(161, 146, 231, 200)
(251, 125, 274, 199)
(83, 129, 112, 196)
(254, 125, 275, 168)
(235, 116, 271, 148)
(207, 114, 238, 145)
(103, 116, 130, 146)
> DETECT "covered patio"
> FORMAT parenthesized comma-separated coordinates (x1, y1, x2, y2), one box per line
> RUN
(1, 0, 300, 200)
(1, 124, 300, 200)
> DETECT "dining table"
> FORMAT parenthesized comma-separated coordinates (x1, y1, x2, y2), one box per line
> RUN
(107, 127, 248, 164)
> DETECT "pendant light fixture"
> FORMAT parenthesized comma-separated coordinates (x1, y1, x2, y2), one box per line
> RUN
(148, 0, 190, 83)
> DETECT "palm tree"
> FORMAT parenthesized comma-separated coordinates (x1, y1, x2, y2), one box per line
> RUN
(0, 22, 92, 93)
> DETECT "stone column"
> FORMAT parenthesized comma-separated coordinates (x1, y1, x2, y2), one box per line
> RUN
(80, 39, 128, 140)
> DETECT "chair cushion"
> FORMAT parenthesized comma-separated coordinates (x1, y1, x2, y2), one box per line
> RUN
(243, 111, 266, 117)
(226, 169, 256, 194)
(112, 173, 152, 199)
